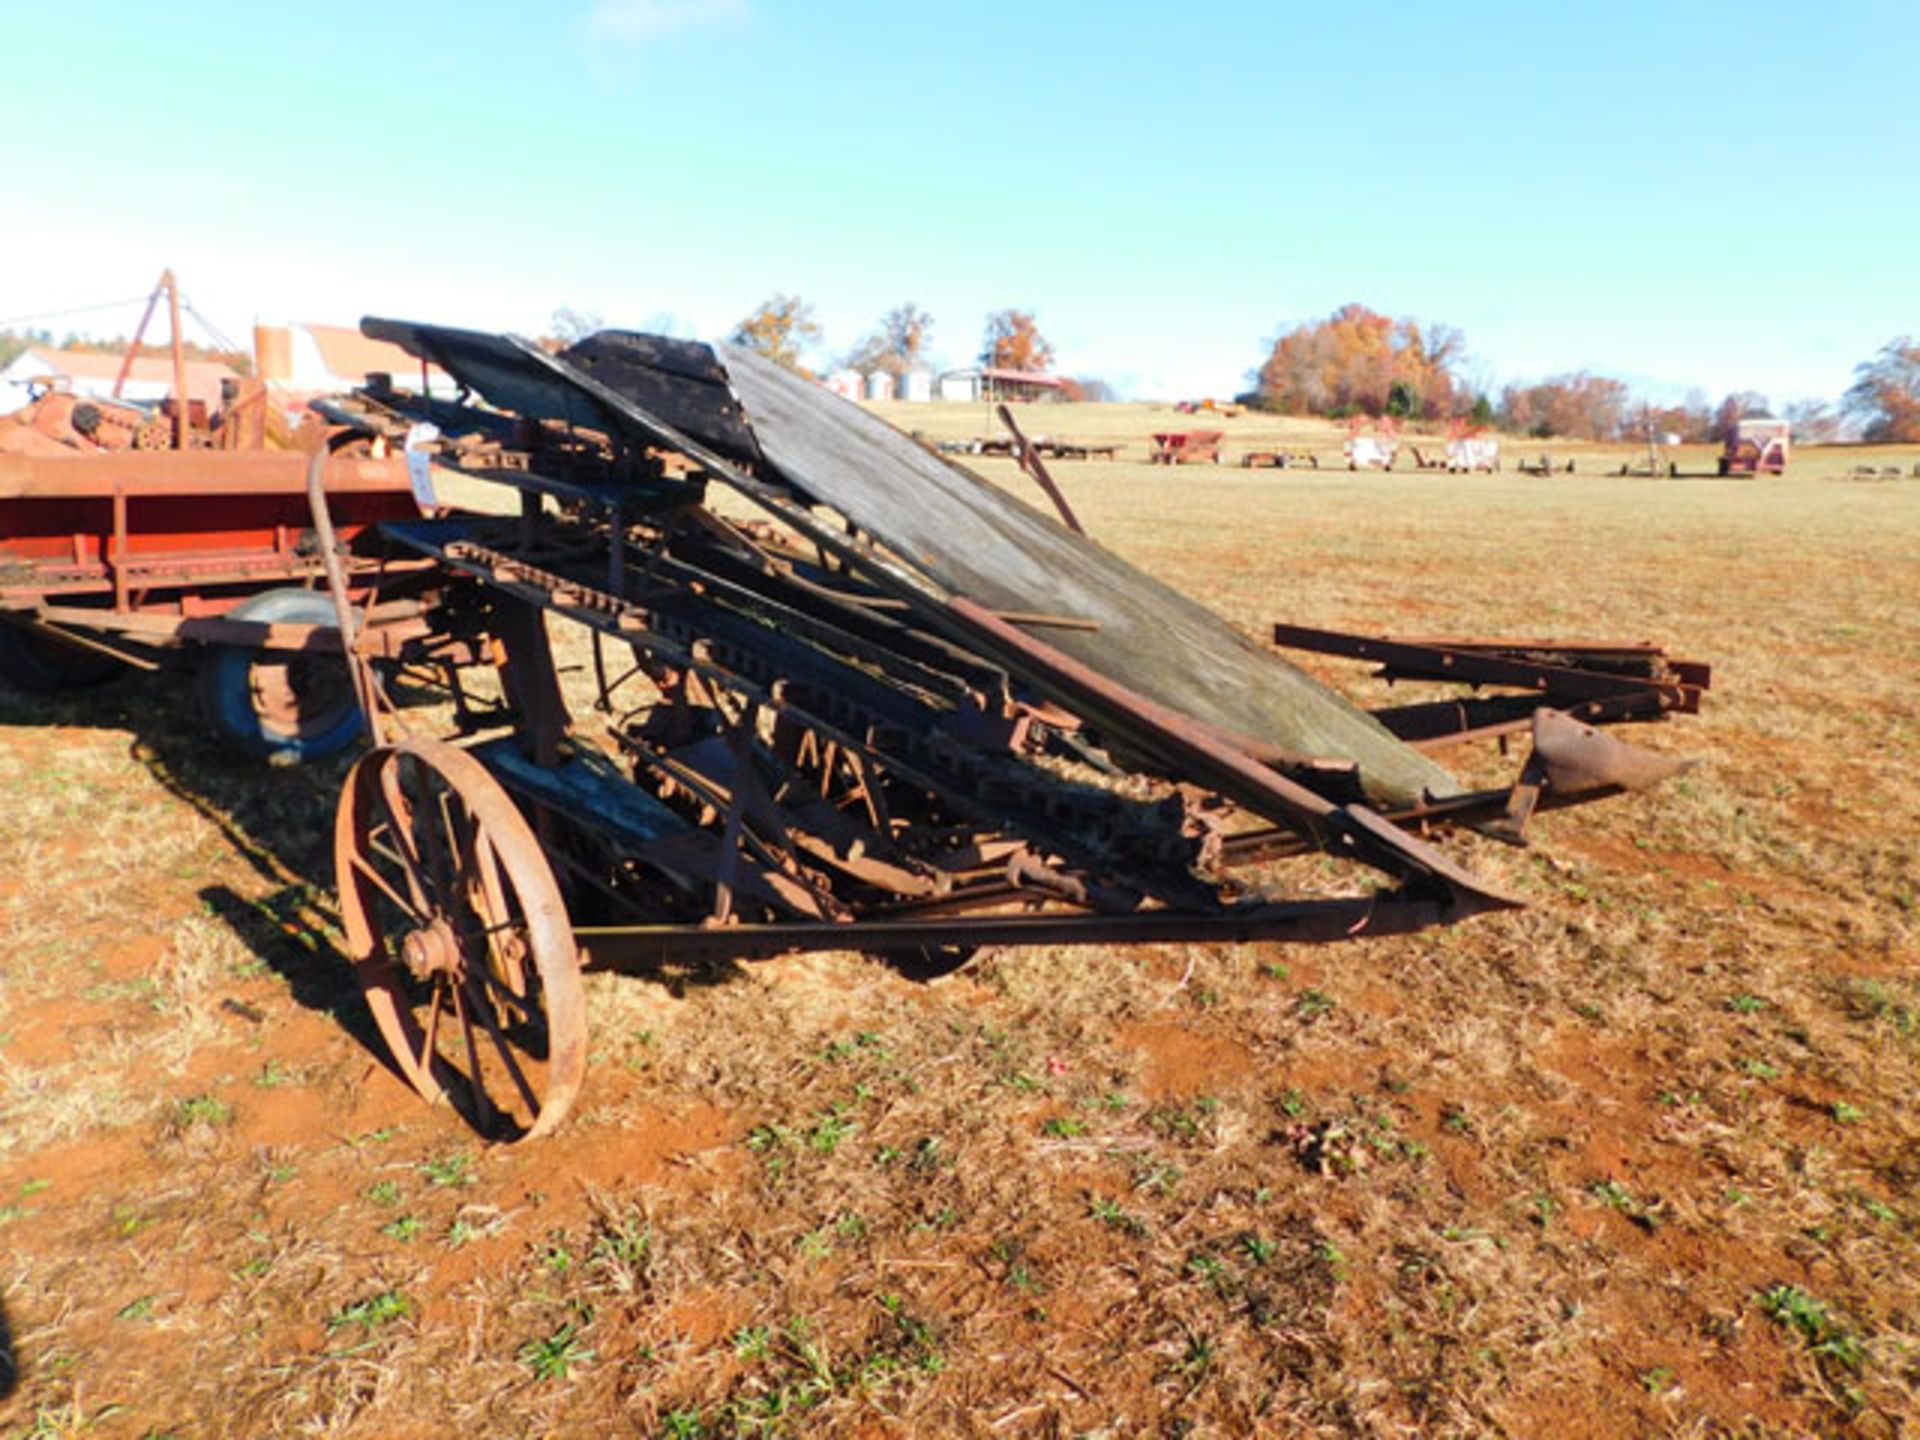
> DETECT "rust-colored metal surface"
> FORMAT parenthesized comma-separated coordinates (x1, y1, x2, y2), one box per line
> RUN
(297, 316, 1713, 1140)
(335, 738, 585, 1142)
(0, 451, 421, 613)
(291, 320, 1720, 1144)
(1149, 429, 1225, 464)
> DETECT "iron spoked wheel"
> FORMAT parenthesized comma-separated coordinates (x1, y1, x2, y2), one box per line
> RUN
(335, 738, 585, 1141)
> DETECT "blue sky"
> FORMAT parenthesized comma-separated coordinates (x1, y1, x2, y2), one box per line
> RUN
(1, 0, 1912, 404)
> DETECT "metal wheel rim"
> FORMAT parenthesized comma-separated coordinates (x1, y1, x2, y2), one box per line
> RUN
(334, 737, 585, 1141)
(252, 653, 358, 740)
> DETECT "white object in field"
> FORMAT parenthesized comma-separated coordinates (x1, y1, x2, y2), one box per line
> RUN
(1343, 436, 1398, 470)
(404, 422, 441, 508)
(938, 369, 981, 403)
(825, 369, 862, 400)
(1445, 436, 1500, 472)
(863, 371, 896, 402)
(900, 367, 933, 403)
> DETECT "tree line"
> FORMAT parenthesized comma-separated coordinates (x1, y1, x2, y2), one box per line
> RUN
(13, 298, 1911, 442)
(1247, 302, 1916, 443)
(719, 292, 1916, 440)
(721, 295, 1115, 398)
(0, 326, 252, 376)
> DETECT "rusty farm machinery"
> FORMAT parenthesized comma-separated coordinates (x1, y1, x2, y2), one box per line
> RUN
(0, 272, 453, 759)
(243, 317, 1705, 1142)
(1, 315, 1712, 1142)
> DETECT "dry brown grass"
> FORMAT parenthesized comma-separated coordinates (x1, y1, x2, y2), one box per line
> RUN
(1, 415, 1917, 1437)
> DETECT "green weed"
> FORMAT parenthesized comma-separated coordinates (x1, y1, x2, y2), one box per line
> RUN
(326, 1290, 409, 1334)
(519, 1321, 595, 1381)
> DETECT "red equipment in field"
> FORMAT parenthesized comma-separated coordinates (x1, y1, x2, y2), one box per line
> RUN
(1719, 419, 1789, 476)
(0, 270, 439, 760)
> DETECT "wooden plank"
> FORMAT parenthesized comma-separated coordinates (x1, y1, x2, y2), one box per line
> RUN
(364, 325, 1460, 809)
(716, 344, 1461, 809)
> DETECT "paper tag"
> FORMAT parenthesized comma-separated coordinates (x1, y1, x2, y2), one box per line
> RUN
(404, 422, 440, 510)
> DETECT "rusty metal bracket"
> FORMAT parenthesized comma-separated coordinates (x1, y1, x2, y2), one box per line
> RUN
(1271, 622, 1708, 713)
(997, 404, 1086, 536)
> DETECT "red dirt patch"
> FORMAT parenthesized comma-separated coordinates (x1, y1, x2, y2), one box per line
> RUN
(1113, 1018, 1254, 1099)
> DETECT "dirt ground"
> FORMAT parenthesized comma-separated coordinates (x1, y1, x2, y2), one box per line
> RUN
(2, 408, 1917, 1438)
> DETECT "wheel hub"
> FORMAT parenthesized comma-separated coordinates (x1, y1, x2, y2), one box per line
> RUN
(399, 920, 461, 982)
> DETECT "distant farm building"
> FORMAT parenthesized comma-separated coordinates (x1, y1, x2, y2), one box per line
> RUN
(0, 346, 239, 415)
(980, 367, 1068, 403)
(932, 367, 1067, 403)
(938, 369, 981, 403)
(824, 368, 932, 403)
(253, 322, 457, 397)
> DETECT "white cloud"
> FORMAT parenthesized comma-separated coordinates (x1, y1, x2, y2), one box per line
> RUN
(586, 0, 747, 43)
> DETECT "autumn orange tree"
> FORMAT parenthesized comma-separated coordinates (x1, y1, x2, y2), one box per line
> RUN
(729, 293, 822, 372)
(1496, 373, 1631, 440)
(1254, 303, 1466, 419)
(980, 310, 1054, 373)
(1844, 338, 1920, 442)
(847, 303, 934, 378)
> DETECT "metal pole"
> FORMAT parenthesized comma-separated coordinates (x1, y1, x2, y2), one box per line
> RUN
(304, 448, 384, 744)
(111, 270, 165, 400)
(164, 270, 189, 449)
(997, 403, 1085, 534)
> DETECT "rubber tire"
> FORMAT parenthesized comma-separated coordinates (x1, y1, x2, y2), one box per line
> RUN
(0, 622, 123, 694)
(195, 588, 363, 764)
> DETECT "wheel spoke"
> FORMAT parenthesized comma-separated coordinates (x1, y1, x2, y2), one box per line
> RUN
(419, 782, 464, 921)
(346, 848, 429, 927)
(470, 957, 535, 1020)
(472, 829, 528, 995)
(449, 973, 498, 1135)
(468, 973, 543, 1120)
(375, 759, 437, 914)
(419, 978, 446, 1077)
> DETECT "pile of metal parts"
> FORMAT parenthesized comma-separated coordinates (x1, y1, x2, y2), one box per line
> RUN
(299, 319, 1709, 1139)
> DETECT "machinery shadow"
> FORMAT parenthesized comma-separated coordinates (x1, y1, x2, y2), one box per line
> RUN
(1, 1292, 16, 1400)
(1, 664, 974, 1106)
(0, 665, 396, 1077)
(123, 709, 403, 1075)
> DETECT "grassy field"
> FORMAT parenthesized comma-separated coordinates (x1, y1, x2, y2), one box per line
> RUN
(2, 403, 1917, 1438)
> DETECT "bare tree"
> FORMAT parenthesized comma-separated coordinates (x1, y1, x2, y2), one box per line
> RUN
(1709, 391, 1772, 442)
(847, 303, 934, 378)
(549, 306, 605, 344)
(1783, 397, 1838, 444)
(1844, 338, 1920, 442)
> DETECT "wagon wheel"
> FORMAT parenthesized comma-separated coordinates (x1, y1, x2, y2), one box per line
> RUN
(335, 738, 585, 1141)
